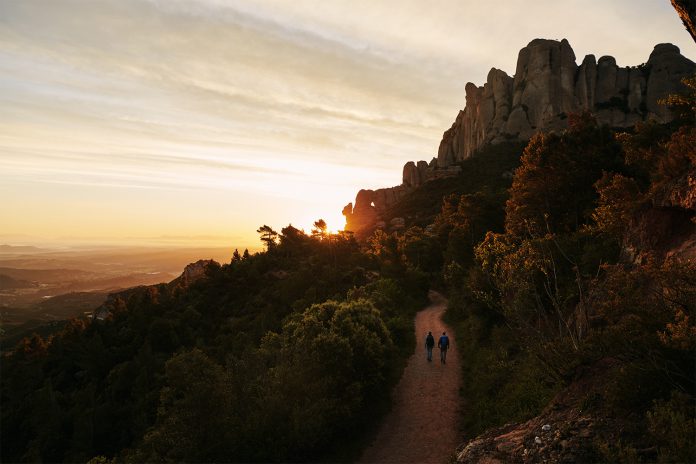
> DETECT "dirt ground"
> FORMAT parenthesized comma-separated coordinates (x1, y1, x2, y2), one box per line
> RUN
(359, 291, 461, 464)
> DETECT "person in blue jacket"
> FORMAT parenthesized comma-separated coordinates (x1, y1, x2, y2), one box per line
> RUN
(437, 331, 450, 363)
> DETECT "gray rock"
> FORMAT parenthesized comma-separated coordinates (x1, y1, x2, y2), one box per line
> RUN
(595, 56, 618, 104)
(575, 54, 597, 108)
(646, 43, 695, 122)
(402, 161, 420, 187)
(435, 39, 694, 167)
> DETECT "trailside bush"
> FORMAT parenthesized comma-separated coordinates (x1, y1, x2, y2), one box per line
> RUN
(647, 391, 696, 463)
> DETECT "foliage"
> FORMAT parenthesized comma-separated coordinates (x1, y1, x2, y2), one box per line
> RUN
(659, 75, 696, 126)
(505, 113, 624, 236)
(592, 172, 645, 241)
(256, 224, 278, 250)
(647, 391, 696, 463)
(131, 299, 397, 462)
(444, 93, 696, 448)
(311, 218, 328, 239)
(1, 226, 426, 463)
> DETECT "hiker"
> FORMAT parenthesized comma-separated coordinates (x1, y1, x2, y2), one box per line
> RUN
(425, 331, 435, 361)
(438, 331, 450, 363)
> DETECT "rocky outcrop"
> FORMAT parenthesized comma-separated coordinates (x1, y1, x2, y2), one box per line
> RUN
(343, 39, 695, 237)
(455, 358, 656, 463)
(343, 186, 409, 238)
(93, 259, 219, 320)
(177, 259, 217, 287)
(343, 164, 462, 237)
(437, 40, 695, 167)
(671, 0, 696, 42)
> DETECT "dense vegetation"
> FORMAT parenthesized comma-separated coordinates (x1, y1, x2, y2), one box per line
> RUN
(435, 85, 696, 461)
(1, 226, 428, 462)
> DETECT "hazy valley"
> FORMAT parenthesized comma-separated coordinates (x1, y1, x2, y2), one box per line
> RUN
(0, 245, 232, 349)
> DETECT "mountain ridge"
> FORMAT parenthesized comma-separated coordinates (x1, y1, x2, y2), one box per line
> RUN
(343, 39, 695, 238)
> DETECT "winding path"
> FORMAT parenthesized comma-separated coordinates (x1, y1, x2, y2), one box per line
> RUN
(359, 291, 461, 464)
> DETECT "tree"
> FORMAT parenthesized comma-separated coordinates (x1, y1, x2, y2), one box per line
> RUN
(505, 114, 623, 236)
(252, 299, 395, 460)
(592, 173, 644, 241)
(661, 75, 696, 125)
(231, 249, 241, 262)
(311, 219, 328, 240)
(256, 225, 278, 251)
(137, 349, 234, 462)
(242, 248, 250, 259)
(280, 224, 306, 246)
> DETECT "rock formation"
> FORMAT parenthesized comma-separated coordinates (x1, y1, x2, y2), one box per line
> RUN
(437, 40, 694, 167)
(343, 39, 695, 237)
(177, 259, 217, 287)
(671, 0, 696, 42)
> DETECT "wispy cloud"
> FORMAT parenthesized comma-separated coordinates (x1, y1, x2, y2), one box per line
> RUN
(0, 0, 693, 245)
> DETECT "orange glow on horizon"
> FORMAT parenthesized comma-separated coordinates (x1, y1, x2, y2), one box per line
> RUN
(292, 210, 347, 236)
(3, 0, 693, 250)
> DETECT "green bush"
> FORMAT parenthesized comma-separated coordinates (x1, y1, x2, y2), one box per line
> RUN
(647, 391, 696, 463)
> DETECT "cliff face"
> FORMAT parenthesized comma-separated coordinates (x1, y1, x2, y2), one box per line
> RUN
(437, 40, 695, 168)
(343, 39, 695, 237)
(671, 0, 696, 42)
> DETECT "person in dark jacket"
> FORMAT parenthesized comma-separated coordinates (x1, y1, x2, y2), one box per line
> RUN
(425, 331, 435, 361)
(437, 331, 450, 363)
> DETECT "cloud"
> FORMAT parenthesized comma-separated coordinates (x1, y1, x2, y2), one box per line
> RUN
(1, 0, 694, 244)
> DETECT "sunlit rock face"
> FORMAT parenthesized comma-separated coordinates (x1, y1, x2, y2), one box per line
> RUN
(343, 186, 410, 238)
(179, 259, 217, 286)
(343, 39, 695, 237)
(436, 39, 695, 167)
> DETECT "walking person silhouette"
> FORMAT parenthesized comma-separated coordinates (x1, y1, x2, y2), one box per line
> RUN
(425, 331, 435, 361)
(438, 331, 450, 363)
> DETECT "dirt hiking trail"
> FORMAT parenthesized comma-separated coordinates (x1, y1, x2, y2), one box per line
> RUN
(359, 291, 461, 464)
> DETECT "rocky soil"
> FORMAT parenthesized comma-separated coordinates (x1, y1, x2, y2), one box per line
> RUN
(455, 358, 658, 464)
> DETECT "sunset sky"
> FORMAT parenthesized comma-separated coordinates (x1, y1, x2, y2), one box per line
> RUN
(1, 0, 694, 250)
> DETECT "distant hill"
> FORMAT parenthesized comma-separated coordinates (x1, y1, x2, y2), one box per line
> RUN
(0, 273, 36, 290)
(0, 244, 43, 252)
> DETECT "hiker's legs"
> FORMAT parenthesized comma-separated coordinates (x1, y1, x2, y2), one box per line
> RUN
(440, 349, 445, 363)
(443, 348, 447, 363)
(426, 346, 432, 361)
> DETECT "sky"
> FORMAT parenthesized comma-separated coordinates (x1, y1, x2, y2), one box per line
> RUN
(1, 0, 694, 250)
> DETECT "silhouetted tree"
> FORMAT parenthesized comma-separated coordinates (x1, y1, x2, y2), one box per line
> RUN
(256, 225, 278, 251)
(311, 219, 327, 240)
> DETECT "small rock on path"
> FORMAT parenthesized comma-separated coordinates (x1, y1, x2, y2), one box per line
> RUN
(359, 291, 461, 464)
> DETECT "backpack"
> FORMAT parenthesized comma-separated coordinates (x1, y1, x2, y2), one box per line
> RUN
(440, 335, 449, 349)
